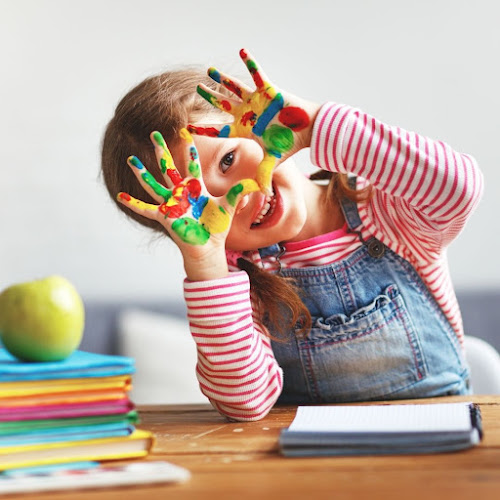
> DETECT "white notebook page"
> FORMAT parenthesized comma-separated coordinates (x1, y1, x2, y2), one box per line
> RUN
(288, 403, 474, 433)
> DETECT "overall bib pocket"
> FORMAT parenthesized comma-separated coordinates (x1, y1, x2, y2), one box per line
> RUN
(297, 284, 428, 402)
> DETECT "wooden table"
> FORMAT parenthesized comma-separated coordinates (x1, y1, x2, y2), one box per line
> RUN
(25, 396, 500, 499)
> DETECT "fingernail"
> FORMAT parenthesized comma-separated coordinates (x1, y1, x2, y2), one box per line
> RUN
(152, 131, 166, 148)
(117, 192, 131, 201)
(128, 156, 144, 169)
(208, 67, 221, 83)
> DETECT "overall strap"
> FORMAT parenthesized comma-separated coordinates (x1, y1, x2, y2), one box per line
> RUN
(339, 176, 363, 231)
(258, 243, 286, 273)
(339, 176, 385, 259)
(258, 243, 282, 258)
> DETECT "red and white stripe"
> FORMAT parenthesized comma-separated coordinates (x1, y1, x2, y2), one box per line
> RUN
(184, 102, 483, 421)
(184, 274, 283, 421)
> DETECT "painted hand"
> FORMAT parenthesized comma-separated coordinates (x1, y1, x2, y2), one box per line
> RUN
(117, 129, 259, 248)
(188, 48, 315, 195)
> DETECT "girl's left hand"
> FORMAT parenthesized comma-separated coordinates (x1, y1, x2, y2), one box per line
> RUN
(189, 48, 320, 195)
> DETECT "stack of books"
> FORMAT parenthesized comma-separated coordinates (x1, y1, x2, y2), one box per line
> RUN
(0, 349, 154, 471)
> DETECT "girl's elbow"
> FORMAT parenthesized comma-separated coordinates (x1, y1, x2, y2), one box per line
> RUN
(464, 155, 484, 211)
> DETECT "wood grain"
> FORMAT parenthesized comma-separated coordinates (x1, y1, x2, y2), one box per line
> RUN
(19, 396, 500, 500)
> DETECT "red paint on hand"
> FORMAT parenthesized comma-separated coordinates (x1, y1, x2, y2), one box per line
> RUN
(223, 78, 243, 99)
(166, 169, 183, 185)
(241, 111, 257, 127)
(187, 125, 221, 138)
(278, 107, 310, 131)
(185, 179, 202, 198)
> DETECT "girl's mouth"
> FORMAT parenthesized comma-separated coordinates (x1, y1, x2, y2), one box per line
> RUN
(250, 185, 282, 229)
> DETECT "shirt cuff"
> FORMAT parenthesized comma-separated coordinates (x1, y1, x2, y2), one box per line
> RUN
(183, 271, 251, 317)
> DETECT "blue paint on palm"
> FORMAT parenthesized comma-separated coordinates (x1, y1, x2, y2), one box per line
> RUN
(190, 194, 209, 220)
(253, 93, 284, 136)
(218, 125, 231, 138)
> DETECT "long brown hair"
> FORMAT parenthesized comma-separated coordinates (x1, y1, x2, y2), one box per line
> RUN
(100, 68, 371, 339)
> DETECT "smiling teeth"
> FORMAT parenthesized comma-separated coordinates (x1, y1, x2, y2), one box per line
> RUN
(252, 194, 275, 225)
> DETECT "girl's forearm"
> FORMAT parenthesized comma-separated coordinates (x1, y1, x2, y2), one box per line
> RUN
(310, 102, 483, 234)
(183, 272, 283, 421)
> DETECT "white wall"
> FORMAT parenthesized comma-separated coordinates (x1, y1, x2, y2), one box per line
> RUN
(1, 0, 498, 301)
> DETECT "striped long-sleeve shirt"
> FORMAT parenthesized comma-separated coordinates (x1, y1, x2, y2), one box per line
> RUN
(184, 102, 484, 421)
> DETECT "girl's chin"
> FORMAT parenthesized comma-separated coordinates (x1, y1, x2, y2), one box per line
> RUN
(228, 223, 303, 252)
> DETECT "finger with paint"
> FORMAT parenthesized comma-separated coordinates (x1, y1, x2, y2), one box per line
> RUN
(196, 84, 240, 115)
(238, 48, 274, 94)
(179, 128, 202, 178)
(150, 131, 183, 187)
(117, 191, 158, 218)
(125, 155, 173, 205)
(225, 178, 260, 209)
(207, 67, 253, 101)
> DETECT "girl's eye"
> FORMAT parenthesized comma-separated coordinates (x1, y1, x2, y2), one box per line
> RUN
(220, 151, 235, 173)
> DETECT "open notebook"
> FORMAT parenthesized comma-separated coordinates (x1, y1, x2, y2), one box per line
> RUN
(279, 402, 483, 456)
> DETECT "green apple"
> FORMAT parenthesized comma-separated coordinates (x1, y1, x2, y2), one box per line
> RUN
(0, 276, 85, 362)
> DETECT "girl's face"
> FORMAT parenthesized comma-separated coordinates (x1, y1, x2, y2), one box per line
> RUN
(172, 136, 311, 251)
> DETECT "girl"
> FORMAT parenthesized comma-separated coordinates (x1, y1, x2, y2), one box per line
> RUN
(101, 49, 483, 421)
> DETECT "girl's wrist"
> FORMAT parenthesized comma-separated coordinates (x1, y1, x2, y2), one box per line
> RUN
(183, 249, 229, 281)
(301, 101, 321, 149)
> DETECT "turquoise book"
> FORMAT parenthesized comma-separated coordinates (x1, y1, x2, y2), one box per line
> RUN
(0, 349, 135, 381)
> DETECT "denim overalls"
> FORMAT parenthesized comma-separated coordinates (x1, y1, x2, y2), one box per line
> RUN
(261, 190, 471, 404)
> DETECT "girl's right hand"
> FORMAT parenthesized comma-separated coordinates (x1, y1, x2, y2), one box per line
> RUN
(117, 129, 259, 280)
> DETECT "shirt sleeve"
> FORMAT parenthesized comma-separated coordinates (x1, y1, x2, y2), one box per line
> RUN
(310, 102, 484, 263)
(183, 271, 283, 421)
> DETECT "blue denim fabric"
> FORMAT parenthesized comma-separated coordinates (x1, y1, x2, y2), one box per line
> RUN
(264, 188, 470, 404)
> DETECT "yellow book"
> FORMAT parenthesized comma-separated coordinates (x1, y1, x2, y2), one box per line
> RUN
(0, 376, 132, 398)
(0, 429, 154, 470)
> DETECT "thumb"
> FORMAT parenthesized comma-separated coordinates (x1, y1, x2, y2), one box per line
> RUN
(224, 179, 260, 214)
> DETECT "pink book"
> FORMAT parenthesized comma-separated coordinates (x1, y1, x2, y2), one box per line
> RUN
(0, 398, 134, 421)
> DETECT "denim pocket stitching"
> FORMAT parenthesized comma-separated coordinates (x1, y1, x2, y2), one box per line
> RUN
(297, 284, 428, 402)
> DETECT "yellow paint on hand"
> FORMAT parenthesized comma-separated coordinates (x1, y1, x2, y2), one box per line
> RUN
(179, 128, 194, 143)
(199, 200, 230, 234)
(239, 178, 260, 195)
(232, 91, 274, 137)
(256, 155, 276, 195)
(161, 149, 176, 171)
(118, 193, 157, 212)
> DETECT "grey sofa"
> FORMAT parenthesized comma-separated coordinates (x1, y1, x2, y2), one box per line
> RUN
(81, 290, 500, 355)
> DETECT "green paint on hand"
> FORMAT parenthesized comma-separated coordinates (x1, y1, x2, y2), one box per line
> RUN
(189, 160, 200, 178)
(152, 131, 167, 148)
(247, 60, 258, 72)
(172, 218, 210, 245)
(262, 125, 294, 156)
(160, 158, 167, 174)
(197, 86, 216, 106)
(142, 171, 171, 201)
(226, 183, 244, 207)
